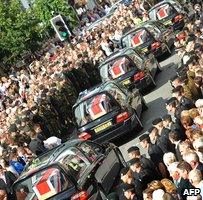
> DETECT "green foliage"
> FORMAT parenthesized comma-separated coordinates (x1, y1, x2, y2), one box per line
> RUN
(33, 0, 79, 30)
(0, 0, 79, 65)
(0, 0, 43, 64)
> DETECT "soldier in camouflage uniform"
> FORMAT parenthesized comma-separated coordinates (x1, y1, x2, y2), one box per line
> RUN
(38, 95, 63, 137)
(81, 56, 102, 87)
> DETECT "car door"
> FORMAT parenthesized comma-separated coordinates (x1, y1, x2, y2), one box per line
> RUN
(94, 148, 122, 194)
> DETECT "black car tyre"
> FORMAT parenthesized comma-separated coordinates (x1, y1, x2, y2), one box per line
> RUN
(165, 43, 172, 55)
(149, 72, 156, 88)
(156, 61, 162, 73)
(134, 110, 144, 130)
(141, 96, 148, 111)
(99, 190, 108, 200)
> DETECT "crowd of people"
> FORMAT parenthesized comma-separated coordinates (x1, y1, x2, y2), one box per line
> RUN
(0, 0, 202, 199)
(116, 2, 203, 200)
(0, 0, 156, 173)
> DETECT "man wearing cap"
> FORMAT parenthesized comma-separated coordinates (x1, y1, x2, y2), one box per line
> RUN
(162, 114, 186, 141)
(127, 146, 157, 173)
(152, 118, 175, 154)
(162, 114, 174, 130)
(118, 167, 143, 199)
(128, 158, 155, 190)
(165, 97, 178, 121)
(148, 127, 160, 145)
(121, 184, 141, 200)
(120, 167, 134, 185)
(139, 134, 168, 178)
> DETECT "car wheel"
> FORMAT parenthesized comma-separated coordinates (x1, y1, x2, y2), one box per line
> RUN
(99, 190, 108, 200)
(141, 96, 148, 111)
(149, 72, 156, 88)
(156, 61, 162, 74)
(134, 111, 143, 130)
(165, 43, 172, 55)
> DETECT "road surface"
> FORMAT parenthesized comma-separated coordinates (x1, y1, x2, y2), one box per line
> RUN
(118, 53, 181, 161)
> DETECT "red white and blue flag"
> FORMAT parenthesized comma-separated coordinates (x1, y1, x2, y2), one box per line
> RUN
(88, 94, 107, 120)
(131, 30, 146, 47)
(157, 5, 170, 20)
(110, 57, 126, 79)
(33, 168, 61, 200)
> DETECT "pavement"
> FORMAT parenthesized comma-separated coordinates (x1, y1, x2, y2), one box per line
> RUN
(117, 53, 181, 161)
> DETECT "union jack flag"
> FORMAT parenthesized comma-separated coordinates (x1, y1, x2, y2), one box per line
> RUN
(131, 30, 146, 47)
(33, 168, 61, 200)
(157, 5, 170, 20)
(88, 94, 107, 120)
(110, 57, 126, 79)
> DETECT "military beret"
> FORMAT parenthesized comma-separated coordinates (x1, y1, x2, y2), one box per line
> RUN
(127, 146, 139, 153)
(139, 134, 149, 142)
(152, 118, 162, 126)
(165, 97, 177, 106)
(120, 167, 130, 176)
(162, 114, 172, 121)
(128, 158, 140, 166)
(122, 184, 135, 192)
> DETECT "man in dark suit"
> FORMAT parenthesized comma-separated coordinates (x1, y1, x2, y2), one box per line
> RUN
(152, 118, 175, 154)
(127, 146, 157, 173)
(118, 167, 143, 199)
(121, 183, 142, 200)
(177, 161, 194, 200)
(169, 131, 183, 161)
(139, 134, 168, 179)
(162, 114, 174, 130)
(0, 165, 17, 199)
(128, 158, 155, 191)
(28, 131, 47, 156)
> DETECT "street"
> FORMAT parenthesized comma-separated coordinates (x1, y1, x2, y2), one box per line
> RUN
(119, 53, 181, 161)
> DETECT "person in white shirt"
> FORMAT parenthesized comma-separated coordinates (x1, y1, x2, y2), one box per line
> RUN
(100, 39, 113, 56)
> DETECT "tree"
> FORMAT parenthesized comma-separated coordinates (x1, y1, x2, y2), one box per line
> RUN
(33, 0, 79, 31)
(0, 0, 79, 67)
(0, 0, 43, 65)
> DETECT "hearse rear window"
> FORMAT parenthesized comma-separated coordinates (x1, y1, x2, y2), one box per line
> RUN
(149, 3, 174, 20)
(75, 94, 118, 127)
(122, 29, 153, 48)
(14, 166, 70, 200)
(100, 57, 138, 81)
